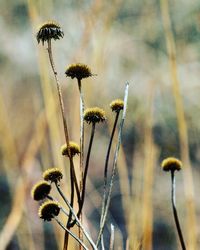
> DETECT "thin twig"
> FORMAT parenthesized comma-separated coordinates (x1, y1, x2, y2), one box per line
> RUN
(96, 82, 129, 246)
(100, 111, 120, 225)
(54, 218, 89, 250)
(77, 78, 85, 250)
(70, 122, 96, 227)
(54, 183, 97, 250)
(109, 224, 115, 250)
(47, 39, 70, 152)
(77, 78, 85, 193)
(171, 171, 186, 250)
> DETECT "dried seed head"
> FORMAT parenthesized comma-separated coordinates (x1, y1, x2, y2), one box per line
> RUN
(31, 180, 51, 201)
(65, 63, 92, 80)
(36, 21, 64, 45)
(110, 99, 124, 112)
(84, 107, 106, 124)
(43, 168, 63, 183)
(161, 157, 182, 172)
(61, 141, 80, 157)
(38, 201, 60, 221)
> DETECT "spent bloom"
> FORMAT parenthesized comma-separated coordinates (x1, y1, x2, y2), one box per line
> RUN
(36, 21, 64, 45)
(65, 63, 93, 80)
(43, 168, 63, 183)
(161, 157, 182, 172)
(110, 99, 124, 113)
(84, 107, 106, 124)
(61, 141, 80, 157)
(38, 201, 60, 221)
(31, 180, 51, 201)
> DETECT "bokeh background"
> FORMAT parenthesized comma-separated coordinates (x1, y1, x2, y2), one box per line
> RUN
(0, 0, 200, 249)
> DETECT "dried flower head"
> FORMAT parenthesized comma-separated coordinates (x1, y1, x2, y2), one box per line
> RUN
(43, 168, 63, 183)
(161, 157, 182, 172)
(31, 180, 51, 201)
(110, 99, 124, 112)
(36, 21, 64, 45)
(38, 201, 60, 221)
(61, 141, 80, 157)
(65, 63, 92, 80)
(84, 107, 106, 124)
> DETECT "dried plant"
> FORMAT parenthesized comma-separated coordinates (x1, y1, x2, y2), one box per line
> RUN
(31, 21, 129, 250)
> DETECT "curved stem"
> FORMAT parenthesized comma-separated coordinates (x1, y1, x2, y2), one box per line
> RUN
(47, 39, 70, 154)
(100, 111, 120, 225)
(96, 83, 129, 246)
(70, 122, 96, 227)
(54, 218, 89, 250)
(171, 171, 186, 250)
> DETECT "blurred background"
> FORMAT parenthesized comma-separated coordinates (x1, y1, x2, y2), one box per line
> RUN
(0, 0, 200, 249)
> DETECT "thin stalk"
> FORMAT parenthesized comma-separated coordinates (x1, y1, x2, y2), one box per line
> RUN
(54, 183, 97, 250)
(171, 171, 186, 250)
(109, 224, 115, 250)
(47, 39, 70, 153)
(77, 78, 85, 250)
(77, 78, 85, 193)
(100, 111, 120, 225)
(70, 122, 96, 227)
(67, 164, 75, 226)
(80, 122, 96, 215)
(54, 218, 89, 250)
(96, 83, 129, 246)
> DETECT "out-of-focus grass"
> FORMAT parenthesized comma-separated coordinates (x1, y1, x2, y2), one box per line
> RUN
(0, 0, 200, 249)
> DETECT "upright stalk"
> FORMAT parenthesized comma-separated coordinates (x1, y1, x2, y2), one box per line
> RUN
(77, 78, 85, 249)
(70, 122, 96, 227)
(100, 111, 120, 225)
(96, 83, 129, 246)
(47, 40, 70, 151)
(171, 171, 186, 250)
(46, 40, 74, 250)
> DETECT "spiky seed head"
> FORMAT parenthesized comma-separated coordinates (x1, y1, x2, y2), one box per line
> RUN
(161, 157, 182, 172)
(43, 168, 63, 183)
(65, 63, 92, 80)
(61, 141, 80, 157)
(36, 21, 64, 45)
(31, 180, 51, 201)
(110, 99, 124, 112)
(84, 107, 106, 124)
(38, 201, 60, 221)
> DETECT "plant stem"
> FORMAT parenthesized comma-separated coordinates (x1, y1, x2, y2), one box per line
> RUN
(77, 78, 85, 192)
(109, 224, 115, 250)
(70, 122, 96, 228)
(171, 171, 186, 250)
(54, 218, 89, 250)
(47, 39, 70, 153)
(54, 183, 97, 250)
(96, 83, 129, 246)
(100, 111, 120, 225)
(77, 78, 85, 250)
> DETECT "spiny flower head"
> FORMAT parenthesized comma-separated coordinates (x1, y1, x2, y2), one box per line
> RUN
(61, 141, 80, 157)
(84, 107, 106, 124)
(36, 21, 64, 45)
(161, 157, 182, 172)
(38, 201, 60, 221)
(110, 99, 124, 112)
(65, 63, 93, 80)
(31, 180, 51, 201)
(43, 168, 63, 183)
